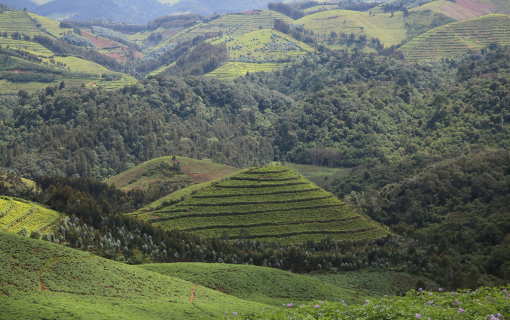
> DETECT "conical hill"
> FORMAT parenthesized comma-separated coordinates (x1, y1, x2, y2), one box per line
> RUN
(136, 166, 387, 243)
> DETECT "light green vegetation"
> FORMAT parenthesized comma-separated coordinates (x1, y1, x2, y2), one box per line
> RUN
(206, 62, 284, 79)
(0, 10, 41, 37)
(0, 232, 273, 319)
(26, 12, 69, 38)
(140, 263, 362, 306)
(224, 285, 510, 319)
(143, 166, 386, 243)
(0, 197, 61, 235)
(309, 270, 439, 300)
(281, 163, 351, 188)
(401, 14, 510, 62)
(303, 4, 340, 14)
(211, 29, 312, 63)
(296, 9, 407, 47)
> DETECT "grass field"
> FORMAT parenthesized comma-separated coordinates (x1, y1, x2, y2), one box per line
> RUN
(206, 62, 285, 79)
(296, 9, 407, 48)
(309, 270, 439, 300)
(140, 263, 362, 306)
(0, 196, 61, 235)
(138, 166, 387, 243)
(0, 232, 273, 319)
(26, 12, 68, 38)
(401, 14, 510, 62)
(0, 11, 41, 37)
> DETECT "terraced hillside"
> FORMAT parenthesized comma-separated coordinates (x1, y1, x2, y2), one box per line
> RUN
(0, 196, 61, 235)
(0, 232, 272, 319)
(401, 14, 510, 62)
(140, 263, 361, 306)
(138, 166, 386, 243)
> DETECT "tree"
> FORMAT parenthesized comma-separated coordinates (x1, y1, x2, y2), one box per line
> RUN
(59, 81, 65, 90)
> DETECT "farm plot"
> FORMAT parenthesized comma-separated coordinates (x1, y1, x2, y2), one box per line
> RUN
(150, 165, 386, 243)
(0, 197, 60, 234)
(0, 11, 41, 37)
(401, 14, 510, 62)
(206, 62, 284, 79)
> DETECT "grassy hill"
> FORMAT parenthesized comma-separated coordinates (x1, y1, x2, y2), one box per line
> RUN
(401, 14, 510, 62)
(0, 196, 61, 236)
(139, 263, 361, 306)
(107, 156, 240, 205)
(134, 166, 387, 243)
(0, 231, 272, 319)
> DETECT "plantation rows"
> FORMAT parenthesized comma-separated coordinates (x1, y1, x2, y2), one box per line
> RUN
(402, 14, 510, 61)
(0, 197, 59, 234)
(154, 166, 385, 243)
(0, 11, 41, 37)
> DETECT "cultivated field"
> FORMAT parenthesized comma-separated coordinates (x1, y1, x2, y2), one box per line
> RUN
(0, 232, 272, 319)
(141, 166, 386, 243)
(0, 197, 61, 235)
(282, 163, 351, 188)
(140, 263, 361, 306)
(206, 62, 284, 79)
(401, 14, 510, 62)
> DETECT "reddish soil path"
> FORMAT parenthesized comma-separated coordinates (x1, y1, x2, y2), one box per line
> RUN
(190, 285, 196, 302)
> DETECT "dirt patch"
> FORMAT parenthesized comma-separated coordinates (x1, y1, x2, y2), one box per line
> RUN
(38, 274, 50, 292)
(150, 214, 160, 219)
(9, 69, 29, 73)
(190, 285, 196, 302)
(456, 0, 493, 15)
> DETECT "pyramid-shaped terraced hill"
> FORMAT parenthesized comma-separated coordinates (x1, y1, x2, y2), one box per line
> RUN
(145, 166, 387, 243)
(0, 196, 61, 235)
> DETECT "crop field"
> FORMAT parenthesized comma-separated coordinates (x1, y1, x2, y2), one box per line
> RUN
(140, 263, 363, 306)
(26, 12, 67, 37)
(276, 163, 351, 188)
(206, 62, 285, 79)
(0, 232, 273, 319)
(146, 166, 386, 243)
(310, 270, 439, 300)
(0, 197, 60, 234)
(296, 10, 407, 47)
(80, 29, 144, 63)
(401, 14, 510, 62)
(0, 11, 41, 37)
(211, 29, 312, 64)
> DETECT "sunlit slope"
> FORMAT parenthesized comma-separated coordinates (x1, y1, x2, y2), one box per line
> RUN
(0, 196, 61, 235)
(0, 232, 273, 319)
(296, 9, 407, 47)
(141, 166, 387, 243)
(401, 14, 510, 62)
(140, 263, 361, 306)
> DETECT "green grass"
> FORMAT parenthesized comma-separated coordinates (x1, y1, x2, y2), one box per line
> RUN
(401, 14, 510, 62)
(309, 270, 439, 300)
(277, 163, 351, 189)
(0, 11, 41, 37)
(140, 263, 363, 306)
(296, 9, 407, 48)
(206, 62, 285, 79)
(143, 166, 386, 243)
(0, 196, 61, 234)
(0, 232, 273, 319)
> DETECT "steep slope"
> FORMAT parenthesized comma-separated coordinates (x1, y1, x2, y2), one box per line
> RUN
(0, 196, 61, 235)
(0, 232, 273, 319)
(401, 14, 510, 62)
(137, 166, 387, 243)
(140, 263, 361, 305)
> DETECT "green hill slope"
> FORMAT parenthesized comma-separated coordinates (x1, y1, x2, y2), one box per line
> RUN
(140, 263, 361, 306)
(0, 196, 61, 235)
(137, 166, 387, 243)
(0, 231, 273, 319)
(106, 156, 240, 206)
(401, 14, 510, 62)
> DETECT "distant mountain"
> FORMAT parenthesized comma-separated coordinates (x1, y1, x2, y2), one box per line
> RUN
(33, 0, 172, 24)
(166, 0, 272, 16)
(0, 0, 39, 11)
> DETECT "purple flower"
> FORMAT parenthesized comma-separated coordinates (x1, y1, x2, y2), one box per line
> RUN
(287, 303, 293, 308)
(418, 288, 423, 292)
(439, 288, 443, 292)
(428, 292, 433, 296)
(365, 300, 370, 304)
(415, 314, 421, 319)
(314, 305, 320, 309)
(233, 312, 237, 316)
(459, 308, 465, 313)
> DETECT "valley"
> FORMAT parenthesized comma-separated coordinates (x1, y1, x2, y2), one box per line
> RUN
(1, 0, 510, 319)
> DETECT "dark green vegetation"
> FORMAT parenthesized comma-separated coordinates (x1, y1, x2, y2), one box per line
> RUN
(140, 263, 360, 306)
(0, 231, 272, 319)
(225, 286, 510, 319)
(139, 166, 386, 243)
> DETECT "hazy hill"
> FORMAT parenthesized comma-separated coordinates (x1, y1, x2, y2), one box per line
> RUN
(165, 0, 272, 16)
(33, 0, 172, 23)
(0, 0, 39, 10)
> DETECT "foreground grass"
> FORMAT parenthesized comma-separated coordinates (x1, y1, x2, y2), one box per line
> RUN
(221, 286, 510, 319)
(139, 263, 361, 306)
(0, 232, 273, 319)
